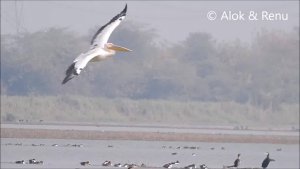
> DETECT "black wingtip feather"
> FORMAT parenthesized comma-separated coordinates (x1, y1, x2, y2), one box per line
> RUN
(65, 62, 75, 75)
(121, 4, 127, 15)
(62, 62, 76, 85)
(62, 74, 75, 85)
(90, 4, 128, 45)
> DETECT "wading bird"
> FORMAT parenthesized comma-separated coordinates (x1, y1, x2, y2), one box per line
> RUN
(62, 4, 132, 84)
(227, 153, 241, 168)
(184, 164, 196, 169)
(102, 160, 112, 166)
(163, 161, 179, 168)
(80, 161, 90, 166)
(200, 164, 208, 169)
(15, 160, 25, 164)
(262, 152, 275, 169)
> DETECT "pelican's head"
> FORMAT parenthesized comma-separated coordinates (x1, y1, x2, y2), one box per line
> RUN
(106, 43, 132, 52)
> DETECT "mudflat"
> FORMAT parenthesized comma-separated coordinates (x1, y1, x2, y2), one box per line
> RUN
(1, 127, 298, 144)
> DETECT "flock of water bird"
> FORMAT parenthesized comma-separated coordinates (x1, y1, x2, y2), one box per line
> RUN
(3, 142, 83, 147)
(13, 153, 274, 169)
(76, 152, 275, 169)
(15, 158, 43, 165)
(6, 141, 277, 169)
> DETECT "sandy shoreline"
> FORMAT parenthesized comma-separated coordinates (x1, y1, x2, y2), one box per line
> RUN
(1, 127, 298, 144)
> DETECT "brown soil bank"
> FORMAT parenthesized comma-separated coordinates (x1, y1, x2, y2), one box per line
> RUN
(1, 128, 298, 144)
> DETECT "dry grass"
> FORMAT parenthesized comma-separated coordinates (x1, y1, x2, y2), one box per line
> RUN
(1, 96, 299, 126)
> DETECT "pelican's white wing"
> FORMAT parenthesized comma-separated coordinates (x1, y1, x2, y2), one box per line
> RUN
(90, 4, 127, 48)
(73, 48, 97, 63)
(62, 4, 128, 85)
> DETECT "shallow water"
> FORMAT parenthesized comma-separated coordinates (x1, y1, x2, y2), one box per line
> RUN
(1, 138, 299, 169)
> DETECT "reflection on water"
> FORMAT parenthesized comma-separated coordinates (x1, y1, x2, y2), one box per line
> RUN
(1, 138, 299, 168)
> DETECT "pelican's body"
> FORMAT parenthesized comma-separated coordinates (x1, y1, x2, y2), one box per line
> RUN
(62, 4, 131, 84)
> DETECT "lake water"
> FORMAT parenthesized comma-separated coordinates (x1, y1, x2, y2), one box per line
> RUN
(1, 138, 299, 169)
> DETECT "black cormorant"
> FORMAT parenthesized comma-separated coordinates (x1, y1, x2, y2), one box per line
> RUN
(15, 160, 25, 164)
(262, 152, 275, 169)
(80, 161, 90, 166)
(200, 164, 208, 169)
(228, 153, 240, 168)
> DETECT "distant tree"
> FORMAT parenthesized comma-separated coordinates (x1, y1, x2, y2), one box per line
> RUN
(1, 23, 298, 109)
(1, 28, 87, 95)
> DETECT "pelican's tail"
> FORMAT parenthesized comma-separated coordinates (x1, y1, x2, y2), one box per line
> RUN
(62, 62, 77, 85)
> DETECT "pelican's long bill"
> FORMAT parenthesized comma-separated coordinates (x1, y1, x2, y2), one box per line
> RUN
(107, 43, 132, 52)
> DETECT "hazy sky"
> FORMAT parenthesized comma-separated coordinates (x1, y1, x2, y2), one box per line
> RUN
(1, 1, 299, 43)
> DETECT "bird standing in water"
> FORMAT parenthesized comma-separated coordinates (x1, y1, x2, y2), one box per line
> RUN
(262, 152, 275, 169)
(227, 153, 241, 168)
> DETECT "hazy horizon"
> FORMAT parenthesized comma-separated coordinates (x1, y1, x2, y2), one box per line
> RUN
(1, 1, 299, 43)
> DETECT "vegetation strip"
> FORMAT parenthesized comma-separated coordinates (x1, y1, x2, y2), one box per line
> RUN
(1, 128, 298, 144)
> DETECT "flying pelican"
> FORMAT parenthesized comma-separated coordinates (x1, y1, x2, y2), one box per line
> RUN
(62, 4, 132, 84)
